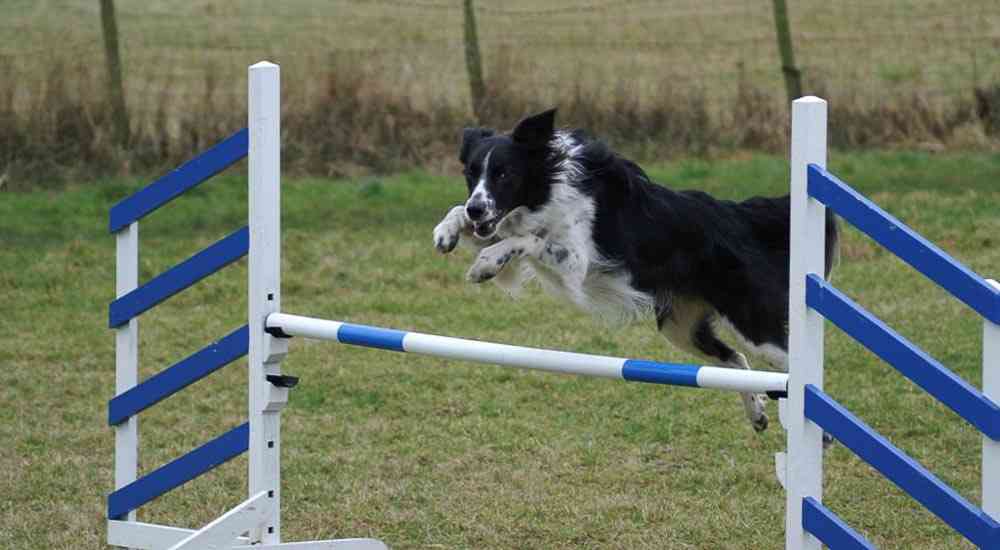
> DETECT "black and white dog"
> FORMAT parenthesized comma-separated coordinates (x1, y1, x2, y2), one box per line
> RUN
(433, 109, 838, 432)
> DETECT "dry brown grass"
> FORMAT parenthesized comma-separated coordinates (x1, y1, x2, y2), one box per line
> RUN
(2, 0, 999, 188)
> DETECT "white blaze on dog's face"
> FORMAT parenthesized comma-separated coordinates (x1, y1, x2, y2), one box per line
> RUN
(458, 109, 557, 239)
(465, 148, 499, 237)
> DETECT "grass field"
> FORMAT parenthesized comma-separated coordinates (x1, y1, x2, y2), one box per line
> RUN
(2, 151, 999, 548)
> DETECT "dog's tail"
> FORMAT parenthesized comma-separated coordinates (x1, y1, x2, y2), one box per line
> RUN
(824, 209, 840, 278)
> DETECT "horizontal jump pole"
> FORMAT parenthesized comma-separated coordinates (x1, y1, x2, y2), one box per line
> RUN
(265, 313, 788, 396)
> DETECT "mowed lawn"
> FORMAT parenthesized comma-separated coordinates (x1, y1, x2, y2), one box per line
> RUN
(1, 152, 998, 549)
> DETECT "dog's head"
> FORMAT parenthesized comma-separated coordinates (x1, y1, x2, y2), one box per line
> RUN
(458, 109, 557, 239)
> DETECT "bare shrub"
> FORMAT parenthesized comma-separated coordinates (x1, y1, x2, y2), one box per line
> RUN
(1, 52, 997, 190)
(730, 70, 787, 153)
(1, 58, 118, 188)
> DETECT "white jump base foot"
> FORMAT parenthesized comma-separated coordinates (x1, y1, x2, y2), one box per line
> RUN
(108, 519, 388, 550)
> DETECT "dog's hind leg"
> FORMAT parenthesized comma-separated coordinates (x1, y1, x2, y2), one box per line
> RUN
(657, 298, 768, 433)
(720, 349, 770, 433)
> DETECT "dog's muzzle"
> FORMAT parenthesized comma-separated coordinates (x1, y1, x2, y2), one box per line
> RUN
(466, 198, 500, 239)
(472, 218, 498, 239)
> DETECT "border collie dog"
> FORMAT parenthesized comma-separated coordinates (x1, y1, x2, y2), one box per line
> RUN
(433, 109, 838, 432)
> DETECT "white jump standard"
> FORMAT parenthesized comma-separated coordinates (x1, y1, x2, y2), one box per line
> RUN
(107, 60, 1000, 549)
(107, 62, 387, 550)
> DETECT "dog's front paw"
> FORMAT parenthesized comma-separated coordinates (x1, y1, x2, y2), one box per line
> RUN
(466, 244, 522, 283)
(434, 223, 460, 253)
(433, 206, 467, 254)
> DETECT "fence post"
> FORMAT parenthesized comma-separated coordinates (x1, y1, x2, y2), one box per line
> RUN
(463, 0, 486, 122)
(99, 0, 130, 147)
(785, 96, 827, 550)
(248, 61, 287, 545)
(984, 279, 1000, 522)
(771, 0, 803, 105)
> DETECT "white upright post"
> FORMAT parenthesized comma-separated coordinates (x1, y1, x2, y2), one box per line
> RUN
(114, 221, 140, 545)
(248, 61, 287, 545)
(984, 279, 1000, 522)
(784, 96, 828, 550)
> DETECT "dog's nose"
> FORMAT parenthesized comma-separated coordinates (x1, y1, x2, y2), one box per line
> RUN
(466, 200, 486, 221)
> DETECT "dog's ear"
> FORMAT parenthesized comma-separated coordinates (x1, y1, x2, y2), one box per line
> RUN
(511, 108, 557, 148)
(459, 128, 496, 164)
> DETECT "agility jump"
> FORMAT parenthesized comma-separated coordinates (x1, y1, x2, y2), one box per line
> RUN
(107, 61, 999, 549)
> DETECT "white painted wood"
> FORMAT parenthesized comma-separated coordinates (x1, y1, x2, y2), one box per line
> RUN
(249, 60, 286, 545)
(785, 96, 828, 550)
(774, 451, 787, 490)
(266, 314, 343, 341)
(775, 399, 789, 491)
(108, 520, 250, 550)
(984, 279, 1000, 521)
(233, 540, 389, 550)
(694, 366, 788, 393)
(405, 331, 625, 380)
(167, 491, 273, 550)
(114, 221, 140, 545)
(778, 395, 789, 430)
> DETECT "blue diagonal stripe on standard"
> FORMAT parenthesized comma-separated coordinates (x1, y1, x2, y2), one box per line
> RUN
(106, 423, 249, 520)
(108, 326, 249, 426)
(109, 129, 249, 233)
(108, 227, 249, 328)
(804, 385, 1000, 549)
(806, 274, 1000, 441)
(807, 164, 1000, 324)
(802, 497, 876, 550)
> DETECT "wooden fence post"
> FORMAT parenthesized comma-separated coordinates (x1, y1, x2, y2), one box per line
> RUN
(772, 0, 803, 103)
(100, 0, 130, 147)
(463, 0, 486, 122)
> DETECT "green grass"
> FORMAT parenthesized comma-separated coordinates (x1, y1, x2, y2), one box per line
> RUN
(2, 152, 999, 549)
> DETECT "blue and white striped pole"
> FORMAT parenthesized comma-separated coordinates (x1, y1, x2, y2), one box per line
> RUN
(265, 313, 788, 397)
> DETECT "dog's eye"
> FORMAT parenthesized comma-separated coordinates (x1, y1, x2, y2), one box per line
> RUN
(495, 170, 506, 180)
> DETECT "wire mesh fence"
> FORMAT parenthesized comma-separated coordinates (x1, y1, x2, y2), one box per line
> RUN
(2, 0, 999, 186)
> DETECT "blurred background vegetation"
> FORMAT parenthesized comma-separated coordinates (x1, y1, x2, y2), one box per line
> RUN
(2, 0, 1000, 189)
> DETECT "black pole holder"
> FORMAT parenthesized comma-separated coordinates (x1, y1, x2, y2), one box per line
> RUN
(266, 374, 299, 388)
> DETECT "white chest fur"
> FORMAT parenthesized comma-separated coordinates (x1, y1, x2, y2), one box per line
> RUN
(499, 172, 653, 324)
